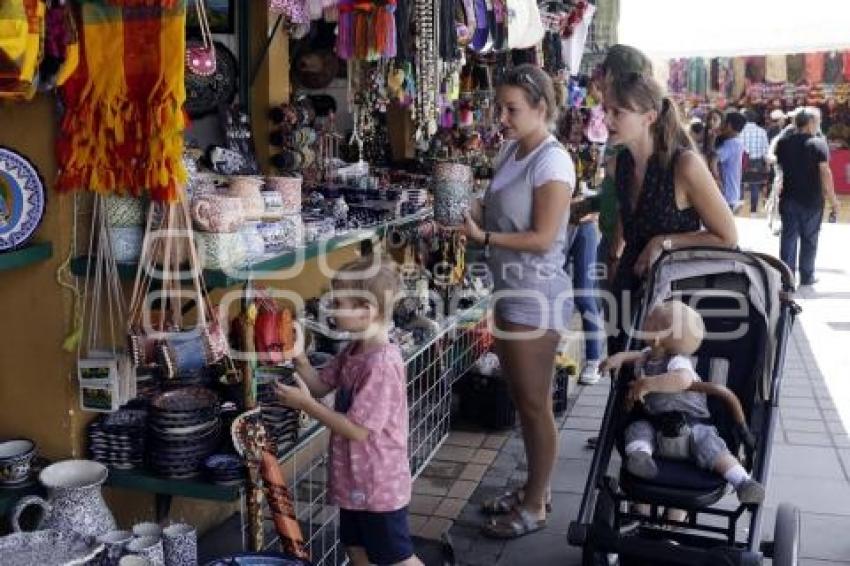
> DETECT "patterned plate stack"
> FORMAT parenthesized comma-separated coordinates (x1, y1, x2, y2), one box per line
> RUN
(87, 408, 147, 469)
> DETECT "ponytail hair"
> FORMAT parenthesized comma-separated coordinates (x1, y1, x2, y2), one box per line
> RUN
(606, 73, 695, 170)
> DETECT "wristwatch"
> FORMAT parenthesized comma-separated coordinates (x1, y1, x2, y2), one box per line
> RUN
(661, 238, 673, 251)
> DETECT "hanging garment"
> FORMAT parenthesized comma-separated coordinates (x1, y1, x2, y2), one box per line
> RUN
(786, 53, 805, 83)
(731, 57, 747, 99)
(745, 56, 766, 83)
(718, 57, 734, 98)
(439, 0, 458, 60)
(56, 1, 188, 202)
(668, 58, 687, 93)
(823, 51, 843, 84)
(843, 50, 850, 82)
(688, 57, 708, 96)
(764, 54, 787, 83)
(804, 52, 825, 84)
(560, 2, 594, 75)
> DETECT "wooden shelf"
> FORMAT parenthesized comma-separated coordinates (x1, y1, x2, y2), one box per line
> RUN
(70, 211, 431, 289)
(0, 242, 52, 273)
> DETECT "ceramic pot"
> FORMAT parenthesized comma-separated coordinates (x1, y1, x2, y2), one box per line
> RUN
(240, 221, 267, 260)
(433, 163, 472, 226)
(109, 226, 144, 263)
(0, 529, 106, 565)
(194, 232, 246, 270)
(105, 196, 146, 227)
(12, 459, 116, 538)
(191, 194, 244, 233)
(119, 556, 153, 566)
(261, 190, 285, 220)
(162, 523, 197, 566)
(227, 176, 265, 220)
(0, 438, 36, 486)
(126, 536, 164, 565)
(281, 215, 304, 249)
(265, 176, 302, 215)
(97, 529, 133, 566)
(132, 522, 162, 539)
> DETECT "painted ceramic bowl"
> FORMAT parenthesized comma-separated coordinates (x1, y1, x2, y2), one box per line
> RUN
(0, 438, 36, 485)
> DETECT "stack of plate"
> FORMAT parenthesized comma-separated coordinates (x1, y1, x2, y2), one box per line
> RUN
(202, 454, 245, 485)
(255, 367, 301, 458)
(148, 387, 221, 479)
(88, 409, 147, 469)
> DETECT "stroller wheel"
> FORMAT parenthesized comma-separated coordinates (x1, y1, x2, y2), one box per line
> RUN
(772, 502, 801, 566)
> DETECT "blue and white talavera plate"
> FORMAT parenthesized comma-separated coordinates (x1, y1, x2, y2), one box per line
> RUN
(0, 147, 46, 251)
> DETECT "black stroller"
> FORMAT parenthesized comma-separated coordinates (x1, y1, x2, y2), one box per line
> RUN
(569, 247, 802, 565)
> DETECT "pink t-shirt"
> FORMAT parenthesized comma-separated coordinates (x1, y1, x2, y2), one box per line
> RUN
(318, 343, 411, 512)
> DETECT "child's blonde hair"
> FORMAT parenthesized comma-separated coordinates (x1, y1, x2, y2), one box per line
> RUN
(330, 255, 401, 318)
(648, 300, 705, 356)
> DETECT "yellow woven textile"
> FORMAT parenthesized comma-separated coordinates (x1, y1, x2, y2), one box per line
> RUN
(57, 1, 187, 202)
(0, 0, 45, 101)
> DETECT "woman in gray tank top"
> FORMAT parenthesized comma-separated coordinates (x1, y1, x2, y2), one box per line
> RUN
(461, 64, 574, 539)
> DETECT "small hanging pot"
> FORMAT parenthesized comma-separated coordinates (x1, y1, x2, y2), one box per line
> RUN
(186, 0, 216, 77)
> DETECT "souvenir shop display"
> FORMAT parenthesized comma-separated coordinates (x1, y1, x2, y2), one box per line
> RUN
(0, 147, 46, 251)
(56, 1, 188, 202)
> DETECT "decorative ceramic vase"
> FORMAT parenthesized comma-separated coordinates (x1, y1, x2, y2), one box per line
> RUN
(97, 529, 133, 566)
(194, 232, 246, 270)
(126, 536, 164, 565)
(239, 221, 266, 260)
(12, 459, 116, 539)
(265, 176, 302, 215)
(109, 226, 144, 263)
(260, 190, 285, 219)
(191, 194, 244, 233)
(162, 523, 197, 566)
(226, 176, 265, 220)
(433, 163, 472, 226)
(105, 196, 146, 227)
(0, 438, 36, 485)
(278, 215, 304, 249)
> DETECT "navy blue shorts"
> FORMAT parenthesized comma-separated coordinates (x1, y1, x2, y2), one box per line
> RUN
(339, 506, 413, 565)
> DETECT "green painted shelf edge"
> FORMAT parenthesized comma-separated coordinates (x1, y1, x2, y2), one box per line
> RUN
(0, 242, 53, 273)
(69, 211, 431, 289)
(105, 468, 242, 502)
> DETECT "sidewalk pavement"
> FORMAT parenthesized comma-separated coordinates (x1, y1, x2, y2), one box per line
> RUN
(411, 216, 850, 565)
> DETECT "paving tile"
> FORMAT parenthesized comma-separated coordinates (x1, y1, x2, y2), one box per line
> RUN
(408, 513, 429, 534)
(781, 407, 823, 421)
(412, 476, 453, 497)
(828, 421, 850, 436)
(569, 405, 606, 418)
(418, 516, 453, 540)
(436, 445, 477, 462)
(782, 418, 828, 433)
(433, 497, 468, 520)
(551, 458, 592, 494)
(446, 431, 485, 448)
(782, 397, 820, 408)
(421, 460, 466, 480)
(799, 513, 850, 561)
(496, 531, 582, 565)
(409, 494, 443, 515)
(471, 448, 499, 465)
(771, 445, 846, 479)
(482, 434, 509, 450)
(448, 480, 479, 500)
(799, 559, 850, 565)
(563, 416, 604, 432)
(785, 431, 836, 446)
(766, 475, 850, 516)
(558, 430, 596, 460)
(545, 492, 583, 535)
(460, 463, 489, 482)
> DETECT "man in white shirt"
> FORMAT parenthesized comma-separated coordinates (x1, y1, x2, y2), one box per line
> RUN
(740, 109, 770, 213)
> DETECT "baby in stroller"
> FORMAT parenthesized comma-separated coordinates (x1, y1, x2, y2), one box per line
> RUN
(601, 299, 765, 504)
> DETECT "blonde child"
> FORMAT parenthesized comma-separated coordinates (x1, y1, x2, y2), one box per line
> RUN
(275, 257, 423, 566)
